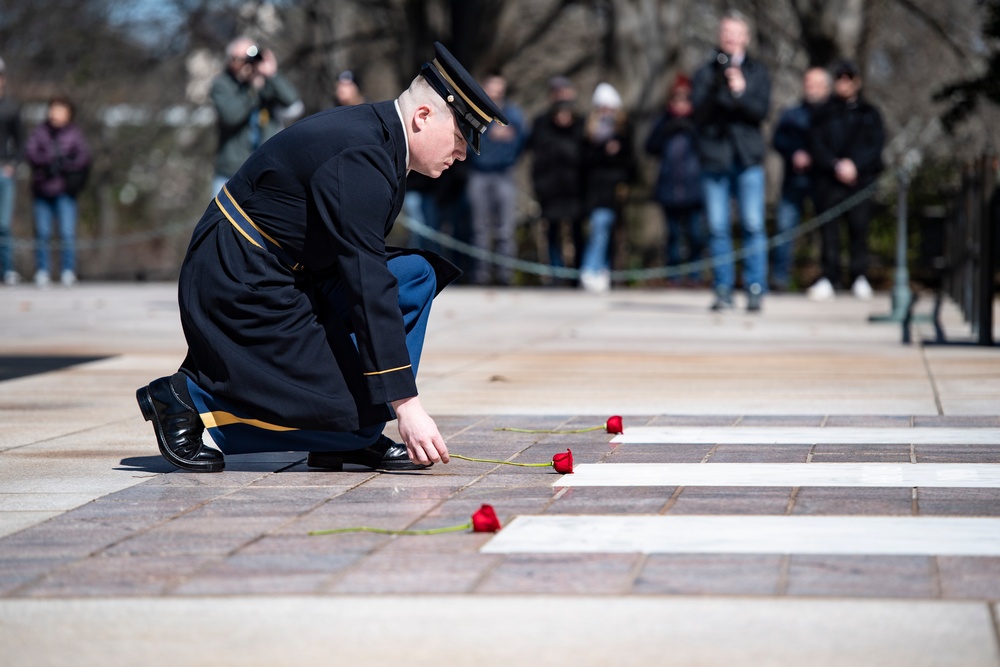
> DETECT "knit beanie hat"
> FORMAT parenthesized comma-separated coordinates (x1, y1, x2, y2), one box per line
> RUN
(592, 82, 623, 109)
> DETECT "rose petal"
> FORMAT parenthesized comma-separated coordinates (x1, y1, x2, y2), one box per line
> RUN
(552, 449, 574, 474)
(606, 415, 624, 434)
(471, 504, 502, 532)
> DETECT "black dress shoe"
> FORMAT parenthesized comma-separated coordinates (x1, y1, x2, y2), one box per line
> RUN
(136, 374, 224, 472)
(307, 435, 430, 472)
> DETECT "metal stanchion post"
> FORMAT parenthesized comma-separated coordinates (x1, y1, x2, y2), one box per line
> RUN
(870, 170, 912, 323)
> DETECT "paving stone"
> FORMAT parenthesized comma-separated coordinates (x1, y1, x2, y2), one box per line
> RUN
(634, 554, 784, 595)
(545, 487, 676, 514)
(792, 487, 914, 515)
(171, 552, 360, 595)
(824, 415, 915, 427)
(810, 443, 912, 462)
(648, 415, 742, 426)
(937, 557, 1000, 599)
(917, 488, 1000, 516)
(915, 445, 1000, 463)
(667, 487, 792, 515)
(606, 443, 714, 463)
(329, 552, 499, 593)
(913, 416, 1000, 427)
(18, 554, 213, 598)
(707, 444, 812, 463)
(784, 555, 937, 598)
(103, 516, 283, 557)
(737, 415, 826, 427)
(475, 553, 641, 594)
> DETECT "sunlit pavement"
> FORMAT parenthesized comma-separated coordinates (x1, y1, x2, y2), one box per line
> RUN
(1, 282, 999, 666)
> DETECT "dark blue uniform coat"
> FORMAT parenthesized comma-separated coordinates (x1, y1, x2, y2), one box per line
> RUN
(179, 101, 459, 432)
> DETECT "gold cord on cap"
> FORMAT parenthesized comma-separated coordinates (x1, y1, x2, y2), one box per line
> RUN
(432, 58, 507, 127)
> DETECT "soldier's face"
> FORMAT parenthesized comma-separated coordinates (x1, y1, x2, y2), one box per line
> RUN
(412, 106, 467, 178)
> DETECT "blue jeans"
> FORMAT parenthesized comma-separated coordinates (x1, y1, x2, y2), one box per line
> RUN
(404, 190, 442, 256)
(702, 165, 767, 293)
(34, 194, 77, 275)
(189, 254, 438, 455)
(581, 207, 615, 273)
(772, 188, 806, 288)
(0, 171, 15, 274)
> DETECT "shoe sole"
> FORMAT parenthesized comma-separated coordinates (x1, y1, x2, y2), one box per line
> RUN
(306, 453, 431, 472)
(136, 387, 224, 472)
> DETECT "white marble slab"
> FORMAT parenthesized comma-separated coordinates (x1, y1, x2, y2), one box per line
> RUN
(555, 463, 1000, 488)
(482, 515, 1000, 556)
(611, 426, 1000, 445)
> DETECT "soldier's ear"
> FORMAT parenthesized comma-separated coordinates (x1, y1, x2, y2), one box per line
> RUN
(412, 104, 433, 132)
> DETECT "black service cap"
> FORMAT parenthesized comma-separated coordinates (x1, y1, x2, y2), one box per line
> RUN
(832, 58, 860, 79)
(420, 42, 508, 154)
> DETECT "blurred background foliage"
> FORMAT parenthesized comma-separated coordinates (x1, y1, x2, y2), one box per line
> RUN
(1, 0, 997, 284)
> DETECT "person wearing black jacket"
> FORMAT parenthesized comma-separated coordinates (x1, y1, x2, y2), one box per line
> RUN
(0, 58, 22, 286)
(806, 59, 885, 301)
(528, 78, 586, 276)
(770, 67, 831, 292)
(691, 10, 771, 312)
(645, 74, 704, 285)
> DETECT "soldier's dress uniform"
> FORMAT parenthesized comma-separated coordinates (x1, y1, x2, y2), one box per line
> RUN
(137, 43, 506, 471)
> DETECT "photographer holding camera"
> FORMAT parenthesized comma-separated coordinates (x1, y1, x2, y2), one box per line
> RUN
(209, 37, 301, 197)
(691, 10, 771, 312)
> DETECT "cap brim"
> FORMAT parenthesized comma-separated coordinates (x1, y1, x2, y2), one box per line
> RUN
(458, 117, 481, 155)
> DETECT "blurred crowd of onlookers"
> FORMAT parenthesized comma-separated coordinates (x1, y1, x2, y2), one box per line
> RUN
(396, 10, 887, 313)
(0, 11, 886, 308)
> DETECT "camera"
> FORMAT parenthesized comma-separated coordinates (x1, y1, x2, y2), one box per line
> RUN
(245, 44, 264, 64)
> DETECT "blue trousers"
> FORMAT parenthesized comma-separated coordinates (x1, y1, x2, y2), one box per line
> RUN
(187, 254, 437, 455)
(702, 165, 767, 293)
(34, 194, 77, 274)
(0, 171, 15, 274)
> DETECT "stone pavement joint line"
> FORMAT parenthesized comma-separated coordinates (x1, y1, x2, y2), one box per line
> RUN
(556, 463, 1000, 488)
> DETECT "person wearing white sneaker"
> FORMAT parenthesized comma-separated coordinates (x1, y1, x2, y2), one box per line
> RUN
(807, 276, 835, 301)
(25, 94, 91, 294)
(809, 59, 885, 302)
(60, 269, 76, 287)
(851, 275, 873, 299)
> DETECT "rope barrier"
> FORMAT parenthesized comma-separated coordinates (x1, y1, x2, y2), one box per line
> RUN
(3, 168, 901, 284)
(398, 174, 889, 283)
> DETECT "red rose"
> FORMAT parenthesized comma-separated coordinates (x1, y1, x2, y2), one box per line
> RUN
(471, 504, 502, 532)
(606, 415, 624, 434)
(552, 449, 574, 474)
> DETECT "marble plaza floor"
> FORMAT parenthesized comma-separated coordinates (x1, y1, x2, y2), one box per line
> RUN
(0, 282, 999, 666)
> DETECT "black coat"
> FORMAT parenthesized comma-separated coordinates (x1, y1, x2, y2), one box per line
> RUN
(644, 113, 702, 209)
(691, 54, 771, 172)
(528, 108, 585, 221)
(179, 101, 459, 431)
(809, 95, 885, 188)
(582, 119, 636, 212)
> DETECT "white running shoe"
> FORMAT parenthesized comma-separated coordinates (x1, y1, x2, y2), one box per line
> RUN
(594, 269, 611, 293)
(851, 275, 873, 300)
(34, 270, 50, 288)
(3, 270, 19, 286)
(60, 270, 77, 287)
(807, 277, 835, 301)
